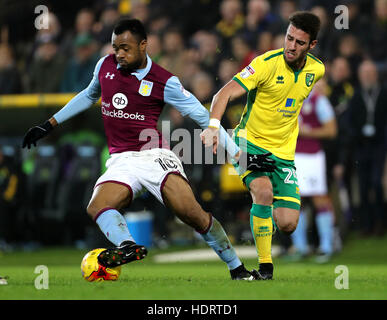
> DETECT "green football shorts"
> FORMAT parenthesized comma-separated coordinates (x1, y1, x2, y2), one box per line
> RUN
(232, 137, 301, 210)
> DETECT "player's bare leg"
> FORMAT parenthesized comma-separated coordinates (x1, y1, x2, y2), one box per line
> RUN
(249, 176, 273, 206)
(161, 173, 211, 232)
(87, 182, 147, 267)
(162, 173, 255, 280)
(87, 182, 132, 219)
(272, 207, 300, 235)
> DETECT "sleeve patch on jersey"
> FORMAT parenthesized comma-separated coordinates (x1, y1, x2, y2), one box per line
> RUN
(246, 65, 255, 74)
(240, 64, 255, 79)
(240, 69, 250, 79)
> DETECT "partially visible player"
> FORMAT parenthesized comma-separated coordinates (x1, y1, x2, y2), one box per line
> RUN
(22, 19, 256, 280)
(292, 78, 337, 263)
(201, 11, 325, 279)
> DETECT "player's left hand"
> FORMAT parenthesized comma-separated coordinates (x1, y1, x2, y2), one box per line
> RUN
(22, 120, 53, 149)
(200, 127, 219, 154)
(237, 151, 276, 172)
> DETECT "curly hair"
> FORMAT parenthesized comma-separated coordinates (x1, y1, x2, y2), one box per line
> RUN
(289, 11, 321, 42)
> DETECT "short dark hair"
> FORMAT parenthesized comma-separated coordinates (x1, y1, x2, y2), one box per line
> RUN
(288, 11, 321, 42)
(113, 18, 147, 42)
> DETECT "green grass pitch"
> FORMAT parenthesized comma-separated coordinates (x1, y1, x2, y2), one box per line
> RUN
(0, 234, 386, 300)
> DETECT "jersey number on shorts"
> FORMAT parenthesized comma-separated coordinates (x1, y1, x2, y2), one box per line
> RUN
(155, 157, 178, 171)
(282, 168, 298, 185)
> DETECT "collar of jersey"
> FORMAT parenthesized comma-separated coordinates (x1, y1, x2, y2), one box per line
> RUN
(282, 51, 307, 73)
(282, 52, 308, 83)
(116, 54, 152, 80)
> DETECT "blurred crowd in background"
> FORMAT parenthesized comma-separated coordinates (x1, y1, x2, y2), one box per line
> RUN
(0, 0, 386, 252)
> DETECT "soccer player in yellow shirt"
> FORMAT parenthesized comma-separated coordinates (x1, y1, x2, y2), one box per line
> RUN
(201, 11, 325, 279)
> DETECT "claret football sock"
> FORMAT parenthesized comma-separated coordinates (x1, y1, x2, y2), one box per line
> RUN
(198, 215, 242, 270)
(95, 208, 135, 246)
(250, 204, 273, 264)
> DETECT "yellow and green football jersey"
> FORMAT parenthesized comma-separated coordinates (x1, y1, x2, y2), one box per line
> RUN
(233, 48, 325, 160)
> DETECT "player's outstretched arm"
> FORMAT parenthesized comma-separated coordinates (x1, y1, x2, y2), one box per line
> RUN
(22, 55, 106, 149)
(201, 79, 276, 172)
(164, 76, 243, 158)
(210, 79, 246, 121)
(200, 79, 246, 155)
(21, 88, 97, 149)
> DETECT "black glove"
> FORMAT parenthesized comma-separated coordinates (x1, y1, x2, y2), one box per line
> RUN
(238, 151, 276, 172)
(22, 120, 53, 149)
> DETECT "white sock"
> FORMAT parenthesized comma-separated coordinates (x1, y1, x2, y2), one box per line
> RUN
(95, 208, 134, 246)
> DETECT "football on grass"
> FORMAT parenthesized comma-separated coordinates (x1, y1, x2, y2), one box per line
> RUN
(81, 248, 121, 282)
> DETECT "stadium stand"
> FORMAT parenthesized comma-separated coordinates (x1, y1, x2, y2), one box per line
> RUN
(0, 0, 386, 250)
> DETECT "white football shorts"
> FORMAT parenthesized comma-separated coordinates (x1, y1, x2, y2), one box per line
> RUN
(94, 148, 187, 204)
(294, 150, 328, 197)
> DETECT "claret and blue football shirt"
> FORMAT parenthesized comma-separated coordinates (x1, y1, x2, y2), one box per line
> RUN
(53, 54, 240, 157)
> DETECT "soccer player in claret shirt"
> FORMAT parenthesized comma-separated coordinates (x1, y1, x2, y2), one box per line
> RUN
(292, 78, 337, 263)
(201, 11, 325, 279)
(22, 19, 257, 280)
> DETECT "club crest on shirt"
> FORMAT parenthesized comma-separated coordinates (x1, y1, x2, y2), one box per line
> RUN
(305, 73, 315, 87)
(139, 80, 153, 96)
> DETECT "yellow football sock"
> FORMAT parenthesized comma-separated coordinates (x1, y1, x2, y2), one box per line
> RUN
(250, 204, 273, 264)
